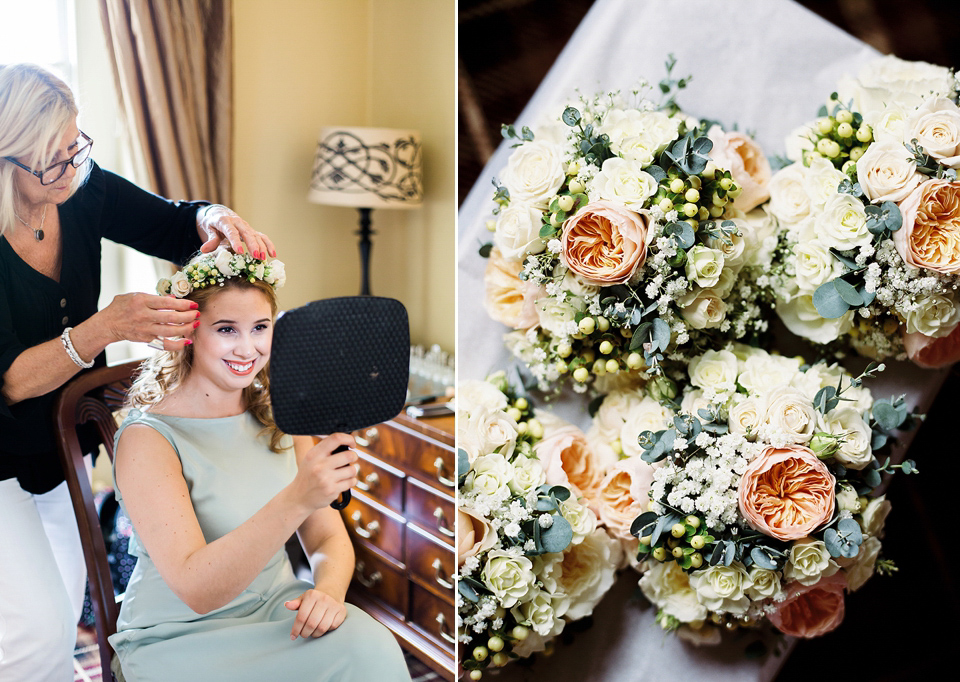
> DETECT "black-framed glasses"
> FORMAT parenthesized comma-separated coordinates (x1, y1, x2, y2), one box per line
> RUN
(4, 131, 94, 185)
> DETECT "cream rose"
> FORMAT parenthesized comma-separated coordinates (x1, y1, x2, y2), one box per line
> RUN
(595, 457, 656, 539)
(170, 270, 192, 298)
(535, 294, 580, 338)
(803, 158, 847, 211)
(591, 157, 658, 210)
(619, 396, 675, 459)
(688, 562, 753, 615)
(904, 293, 960, 339)
(705, 222, 747, 269)
(763, 385, 818, 444)
(684, 245, 725, 288)
(508, 455, 547, 496)
(820, 406, 873, 470)
(903, 97, 960, 168)
(556, 529, 622, 620)
(639, 561, 708, 626)
(793, 239, 844, 294)
(482, 550, 535, 608)
(457, 379, 508, 415)
(500, 139, 566, 208)
(846, 55, 955, 118)
(214, 249, 238, 277)
(483, 247, 540, 330)
(843, 535, 882, 591)
(265, 259, 285, 287)
(688, 349, 739, 396)
(729, 396, 764, 438)
(467, 453, 514, 496)
(156, 277, 172, 296)
(494, 202, 547, 260)
(589, 389, 643, 444)
(856, 140, 924, 203)
(560, 496, 599, 543)
(894, 180, 960, 274)
(457, 507, 497, 566)
(777, 289, 855, 345)
(859, 496, 892, 537)
(736, 351, 802, 395)
(784, 538, 840, 586)
(600, 109, 680, 165)
(677, 287, 727, 330)
(870, 102, 910, 144)
(560, 201, 651, 285)
(745, 567, 782, 601)
(814, 193, 871, 251)
(707, 127, 771, 212)
(510, 587, 565, 638)
(768, 163, 812, 228)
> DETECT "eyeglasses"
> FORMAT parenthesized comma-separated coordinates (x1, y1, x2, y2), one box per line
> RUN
(4, 131, 94, 186)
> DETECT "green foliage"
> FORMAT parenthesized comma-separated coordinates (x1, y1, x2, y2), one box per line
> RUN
(824, 518, 863, 558)
(638, 428, 676, 464)
(659, 132, 713, 177)
(657, 53, 691, 114)
(538, 515, 573, 553)
(906, 138, 959, 181)
(457, 448, 470, 487)
(865, 201, 902, 235)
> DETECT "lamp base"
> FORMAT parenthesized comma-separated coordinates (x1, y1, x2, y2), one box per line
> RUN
(357, 207, 373, 295)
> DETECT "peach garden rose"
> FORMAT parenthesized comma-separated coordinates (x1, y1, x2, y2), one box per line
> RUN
(894, 179, 960, 274)
(768, 572, 847, 638)
(533, 425, 613, 503)
(737, 444, 836, 541)
(559, 200, 651, 285)
(483, 246, 540, 330)
(707, 127, 772, 212)
(457, 507, 497, 566)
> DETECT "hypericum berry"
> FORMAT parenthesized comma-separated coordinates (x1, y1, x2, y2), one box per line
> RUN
(557, 195, 575, 212)
(849, 146, 865, 162)
(598, 340, 614, 355)
(719, 177, 733, 191)
(683, 203, 698, 218)
(658, 197, 674, 213)
(470, 671, 483, 681)
(669, 178, 685, 194)
(690, 553, 703, 569)
(686, 516, 701, 529)
(592, 359, 608, 376)
(672, 546, 685, 559)
(473, 647, 489, 662)
(671, 523, 686, 538)
(596, 315, 610, 332)
(488, 636, 504, 652)
(507, 407, 522, 422)
(512, 625, 529, 640)
(836, 110, 854, 124)
(837, 122, 853, 138)
(856, 125, 873, 143)
(652, 546, 667, 561)
(554, 360, 568, 374)
(557, 342, 572, 358)
(578, 317, 596, 335)
(605, 359, 619, 373)
(684, 188, 700, 203)
(626, 352, 643, 369)
(639, 534, 652, 546)
(690, 535, 705, 550)
(568, 179, 585, 194)
(492, 653, 509, 667)
(515, 397, 529, 411)
(816, 117, 834, 134)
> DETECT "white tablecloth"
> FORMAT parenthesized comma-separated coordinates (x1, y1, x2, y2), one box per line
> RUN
(457, 1, 947, 679)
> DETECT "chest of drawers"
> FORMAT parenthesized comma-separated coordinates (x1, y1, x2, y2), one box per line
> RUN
(341, 404, 456, 681)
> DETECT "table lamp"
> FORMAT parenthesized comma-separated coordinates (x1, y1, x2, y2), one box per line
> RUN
(307, 126, 423, 295)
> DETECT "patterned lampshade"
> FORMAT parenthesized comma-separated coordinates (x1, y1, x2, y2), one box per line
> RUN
(307, 126, 423, 209)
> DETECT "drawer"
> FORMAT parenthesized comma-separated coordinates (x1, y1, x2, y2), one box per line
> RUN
(354, 450, 405, 512)
(361, 422, 456, 493)
(351, 543, 408, 619)
(405, 523, 455, 602)
(410, 583, 456, 653)
(405, 477, 455, 545)
(343, 491, 405, 561)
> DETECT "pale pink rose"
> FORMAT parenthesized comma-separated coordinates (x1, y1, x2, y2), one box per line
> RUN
(902, 323, 960, 368)
(707, 127, 772, 212)
(534, 426, 608, 502)
(457, 507, 497, 566)
(560, 201, 650, 285)
(483, 247, 540, 329)
(738, 445, 836, 541)
(595, 457, 656, 540)
(893, 179, 960, 274)
(769, 573, 847, 638)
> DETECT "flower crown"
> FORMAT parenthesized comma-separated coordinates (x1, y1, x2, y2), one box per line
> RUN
(157, 249, 286, 298)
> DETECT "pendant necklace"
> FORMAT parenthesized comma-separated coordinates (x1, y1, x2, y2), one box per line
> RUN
(13, 204, 47, 241)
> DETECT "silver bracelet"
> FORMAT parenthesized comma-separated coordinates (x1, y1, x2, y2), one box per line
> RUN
(60, 327, 94, 369)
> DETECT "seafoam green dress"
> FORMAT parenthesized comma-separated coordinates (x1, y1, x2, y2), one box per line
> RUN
(108, 409, 411, 682)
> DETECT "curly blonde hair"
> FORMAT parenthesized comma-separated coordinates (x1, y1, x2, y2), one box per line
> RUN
(126, 263, 286, 452)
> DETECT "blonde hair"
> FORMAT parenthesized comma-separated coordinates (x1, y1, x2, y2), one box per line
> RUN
(0, 63, 92, 236)
(126, 260, 286, 452)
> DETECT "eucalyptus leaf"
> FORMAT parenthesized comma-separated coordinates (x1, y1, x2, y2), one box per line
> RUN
(631, 511, 659, 538)
(457, 449, 470, 479)
(540, 515, 573, 553)
(813, 280, 852, 319)
(458, 579, 479, 602)
(873, 401, 901, 431)
(834, 278, 865, 307)
(651, 318, 671, 352)
(549, 485, 572, 502)
(750, 546, 778, 570)
(871, 430, 888, 450)
(814, 386, 838, 414)
(829, 248, 860, 271)
(646, 165, 667, 183)
(535, 497, 557, 512)
(863, 468, 882, 488)
(859, 286, 876, 306)
(723, 540, 736, 566)
(562, 107, 581, 127)
(479, 243, 493, 258)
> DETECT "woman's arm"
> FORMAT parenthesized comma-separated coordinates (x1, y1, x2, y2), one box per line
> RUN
(114, 425, 358, 615)
(283, 436, 357, 639)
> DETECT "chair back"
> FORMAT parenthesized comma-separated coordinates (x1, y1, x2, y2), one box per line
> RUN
(54, 360, 141, 682)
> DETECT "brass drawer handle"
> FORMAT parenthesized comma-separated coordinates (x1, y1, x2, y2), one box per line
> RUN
(350, 511, 380, 539)
(354, 560, 382, 588)
(355, 472, 380, 492)
(355, 427, 380, 448)
(431, 557, 453, 589)
(433, 507, 455, 538)
(434, 456, 455, 487)
(435, 612, 456, 644)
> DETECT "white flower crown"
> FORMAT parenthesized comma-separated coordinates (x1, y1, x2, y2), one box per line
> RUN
(157, 249, 286, 298)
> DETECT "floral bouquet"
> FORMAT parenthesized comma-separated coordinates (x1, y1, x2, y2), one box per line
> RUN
(456, 375, 621, 678)
(767, 55, 960, 366)
(614, 345, 919, 644)
(481, 57, 777, 393)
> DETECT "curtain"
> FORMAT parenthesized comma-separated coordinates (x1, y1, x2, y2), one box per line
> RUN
(97, 0, 232, 204)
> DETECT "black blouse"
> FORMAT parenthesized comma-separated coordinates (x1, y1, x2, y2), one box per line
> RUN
(0, 163, 204, 494)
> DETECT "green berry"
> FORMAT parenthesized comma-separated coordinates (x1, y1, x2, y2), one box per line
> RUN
(683, 203, 698, 218)
(652, 546, 667, 561)
(488, 636, 504, 652)
(626, 352, 643, 369)
(557, 195, 575, 212)
(605, 359, 619, 373)
(684, 188, 700, 203)
(515, 397, 529, 411)
(671, 523, 686, 538)
(473, 646, 489, 662)
(856, 125, 873, 143)
(836, 110, 854, 124)
(690, 553, 703, 569)
(690, 535, 705, 550)
(578, 317, 596, 335)
(670, 178, 685, 194)
(596, 315, 610, 332)
(672, 546, 685, 559)
(512, 625, 529, 640)
(837, 122, 853, 138)
(686, 516, 701, 529)
(573, 367, 589, 383)
(816, 117, 834, 134)
(470, 671, 483, 681)
(598, 340, 614, 355)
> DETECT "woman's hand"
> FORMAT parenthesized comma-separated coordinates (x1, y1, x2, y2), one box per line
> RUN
(196, 204, 276, 260)
(98, 292, 199, 351)
(284, 589, 348, 639)
(290, 433, 359, 512)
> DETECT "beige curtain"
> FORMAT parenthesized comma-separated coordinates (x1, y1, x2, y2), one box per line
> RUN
(98, 0, 232, 204)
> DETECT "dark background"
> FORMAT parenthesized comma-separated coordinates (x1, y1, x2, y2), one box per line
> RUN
(459, 1, 960, 679)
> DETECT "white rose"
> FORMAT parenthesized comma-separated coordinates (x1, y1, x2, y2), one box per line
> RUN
(536, 295, 580, 337)
(784, 538, 840, 586)
(740, 207, 779, 267)
(677, 288, 727, 330)
(859, 496, 892, 537)
(156, 277, 172, 296)
(904, 293, 960, 339)
(500, 140, 566, 209)
(589, 389, 643, 443)
(169, 270, 192, 298)
(745, 568, 782, 601)
(836, 484, 862, 514)
(600, 109, 680, 165)
(856, 140, 924, 203)
(820, 406, 874, 470)
(467, 453, 514, 496)
(784, 123, 816, 163)
(591, 157, 658, 210)
(508, 455, 546, 496)
(680, 389, 715, 422)
(619, 396, 675, 458)
(904, 97, 960, 168)
(763, 385, 817, 444)
(843, 535, 882, 592)
(510, 587, 565, 637)
(848, 55, 956, 119)
(803, 157, 847, 211)
(560, 496, 599, 544)
(689, 562, 753, 615)
(814, 193, 871, 251)
(214, 249, 238, 277)
(870, 102, 910, 144)
(777, 287, 855, 345)
(265, 259, 286, 287)
(768, 163, 812, 228)
(482, 550, 536, 608)
(639, 561, 708, 626)
(556, 529, 622, 620)
(688, 349, 739, 396)
(252, 263, 265, 280)
(793, 239, 844, 294)
(737, 351, 803, 395)
(705, 222, 747, 269)
(494, 202, 547, 260)
(685, 245, 725, 288)
(729, 396, 764, 438)
(457, 379, 508, 415)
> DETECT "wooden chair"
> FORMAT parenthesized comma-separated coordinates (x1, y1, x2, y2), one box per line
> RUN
(54, 360, 141, 682)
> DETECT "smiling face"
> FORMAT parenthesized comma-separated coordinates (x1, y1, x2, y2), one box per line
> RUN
(190, 285, 274, 395)
(13, 117, 82, 209)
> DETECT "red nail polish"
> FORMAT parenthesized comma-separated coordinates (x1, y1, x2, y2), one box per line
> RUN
(190, 302, 199, 309)
(193, 320, 200, 328)
(195, 311, 201, 319)
(184, 339, 193, 345)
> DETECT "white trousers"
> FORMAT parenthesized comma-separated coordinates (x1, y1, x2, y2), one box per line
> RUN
(0, 478, 87, 682)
